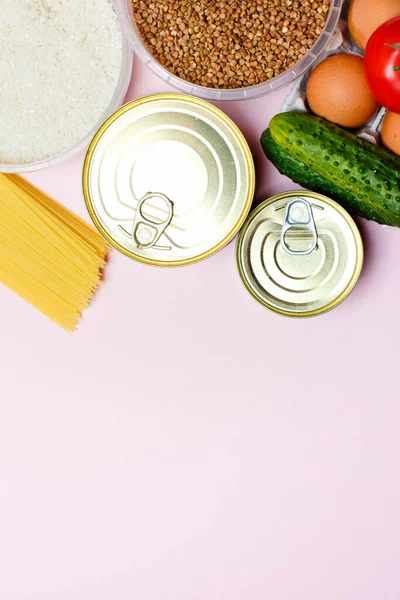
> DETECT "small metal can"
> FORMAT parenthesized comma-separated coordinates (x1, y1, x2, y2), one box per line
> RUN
(236, 191, 363, 317)
(83, 94, 255, 267)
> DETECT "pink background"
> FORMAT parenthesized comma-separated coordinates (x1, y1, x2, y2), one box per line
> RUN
(1, 60, 400, 600)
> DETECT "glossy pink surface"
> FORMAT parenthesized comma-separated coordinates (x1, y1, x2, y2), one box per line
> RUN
(1, 60, 400, 600)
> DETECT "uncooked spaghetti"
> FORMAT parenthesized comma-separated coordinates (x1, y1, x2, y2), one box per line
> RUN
(0, 174, 109, 332)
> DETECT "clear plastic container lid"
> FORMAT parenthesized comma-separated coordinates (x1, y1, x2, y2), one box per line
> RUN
(0, 0, 133, 174)
(122, 0, 343, 101)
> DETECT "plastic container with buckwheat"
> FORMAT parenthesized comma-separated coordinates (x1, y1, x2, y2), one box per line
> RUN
(122, 0, 343, 100)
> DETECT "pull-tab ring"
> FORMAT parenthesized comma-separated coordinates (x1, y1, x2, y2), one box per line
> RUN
(281, 198, 318, 256)
(132, 192, 173, 249)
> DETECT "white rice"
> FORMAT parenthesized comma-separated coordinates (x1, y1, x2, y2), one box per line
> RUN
(0, 0, 123, 165)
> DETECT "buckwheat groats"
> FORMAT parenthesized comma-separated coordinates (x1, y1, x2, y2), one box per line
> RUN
(132, 0, 331, 89)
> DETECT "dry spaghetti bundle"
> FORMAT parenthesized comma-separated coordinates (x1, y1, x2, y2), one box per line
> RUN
(0, 174, 109, 332)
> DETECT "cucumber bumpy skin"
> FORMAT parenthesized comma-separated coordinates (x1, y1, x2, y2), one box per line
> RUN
(262, 111, 400, 227)
(261, 129, 386, 224)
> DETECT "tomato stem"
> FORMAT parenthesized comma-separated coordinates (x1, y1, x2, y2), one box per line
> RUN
(384, 44, 400, 71)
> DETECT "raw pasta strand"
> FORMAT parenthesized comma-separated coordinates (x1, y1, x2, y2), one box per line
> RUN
(0, 174, 109, 332)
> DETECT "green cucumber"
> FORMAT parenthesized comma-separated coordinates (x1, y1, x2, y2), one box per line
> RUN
(261, 111, 400, 227)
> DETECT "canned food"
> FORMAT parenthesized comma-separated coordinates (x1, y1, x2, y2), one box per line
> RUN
(236, 191, 363, 317)
(83, 94, 255, 267)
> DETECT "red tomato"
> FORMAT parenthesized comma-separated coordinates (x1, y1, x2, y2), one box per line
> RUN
(364, 17, 400, 113)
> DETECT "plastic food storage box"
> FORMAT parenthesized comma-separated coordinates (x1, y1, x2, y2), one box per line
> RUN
(122, 0, 344, 101)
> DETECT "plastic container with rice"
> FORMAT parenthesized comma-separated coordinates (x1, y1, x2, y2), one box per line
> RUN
(0, 0, 133, 173)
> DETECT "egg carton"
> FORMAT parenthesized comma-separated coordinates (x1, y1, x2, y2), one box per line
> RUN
(281, 0, 386, 145)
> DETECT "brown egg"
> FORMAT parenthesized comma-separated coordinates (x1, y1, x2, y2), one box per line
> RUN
(348, 0, 400, 49)
(381, 111, 400, 155)
(306, 54, 379, 129)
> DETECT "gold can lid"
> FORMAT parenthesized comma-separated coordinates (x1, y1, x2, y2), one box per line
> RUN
(83, 94, 254, 267)
(236, 191, 363, 318)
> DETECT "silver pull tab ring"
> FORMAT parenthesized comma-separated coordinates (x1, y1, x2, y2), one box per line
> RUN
(132, 192, 173, 250)
(281, 198, 318, 256)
